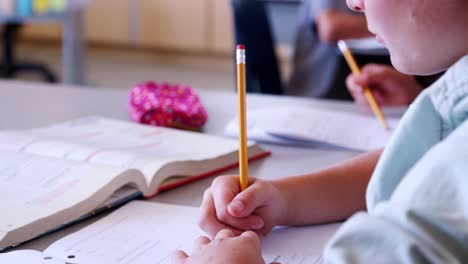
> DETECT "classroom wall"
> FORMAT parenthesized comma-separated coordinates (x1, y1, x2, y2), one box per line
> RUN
(20, 0, 301, 56)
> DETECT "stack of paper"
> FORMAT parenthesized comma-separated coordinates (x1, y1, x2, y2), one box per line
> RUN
(225, 107, 401, 151)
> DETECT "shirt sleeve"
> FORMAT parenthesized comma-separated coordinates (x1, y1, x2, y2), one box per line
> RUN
(308, 0, 354, 19)
(322, 120, 468, 264)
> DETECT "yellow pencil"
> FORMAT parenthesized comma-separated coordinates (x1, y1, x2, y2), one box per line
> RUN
(337, 40, 389, 130)
(236, 44, 249, 191)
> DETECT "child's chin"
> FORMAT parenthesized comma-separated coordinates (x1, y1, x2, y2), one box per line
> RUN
(391, 52, 449, 76)
(390, 55, 427, 75)
(388, 56, 412, 74)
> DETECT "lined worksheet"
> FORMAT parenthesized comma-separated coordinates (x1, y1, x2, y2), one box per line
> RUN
(44, 202, 203, 264)
(44, 202, 339, 264)
(0, 250, 66, 264)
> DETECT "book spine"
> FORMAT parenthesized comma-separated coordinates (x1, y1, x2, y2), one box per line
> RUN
(0, 191, 142, 252)
(147, 151, 272, 198)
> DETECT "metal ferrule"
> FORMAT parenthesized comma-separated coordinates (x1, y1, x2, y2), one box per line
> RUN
(236, 49, 246, 64)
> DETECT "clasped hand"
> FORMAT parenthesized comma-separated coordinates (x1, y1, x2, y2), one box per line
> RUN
(172, 175, 288, 263)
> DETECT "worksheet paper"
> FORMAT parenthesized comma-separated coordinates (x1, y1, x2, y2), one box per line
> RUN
(225, 107, 400, 151)
(41, 202, 339, 264)
(0, 250, 66, 263)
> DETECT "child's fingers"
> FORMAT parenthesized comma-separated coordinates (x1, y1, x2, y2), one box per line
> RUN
(238, 231, 262, 252)
(210, 178, 265, 231)
(215, 229, 235, 240)
(346, 74, 363, 94)
(199, 190, 242, 238)
(192, 236, 210, 252)
(228, 181, 272, 218)
(360, 64, 391, 83)
(171, 250, 188, 264)
(347, 74, 372, 111)
(240, 231, 261, 244)
(373, 92, 385, 106)
(210, 176, 239, 220)
(351, 65, 394, 95)
(355, 93, 371, 111)
(210, 196, 265, 231)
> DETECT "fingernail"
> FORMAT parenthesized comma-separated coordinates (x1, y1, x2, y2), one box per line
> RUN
(229, 200, 244, 212)
(252, 219, 264, 229)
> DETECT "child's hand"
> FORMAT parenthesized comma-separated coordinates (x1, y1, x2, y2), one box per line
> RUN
(198, 175, 287, 238)
(172, 229, 264, 264)
(346, 64, 423, 109)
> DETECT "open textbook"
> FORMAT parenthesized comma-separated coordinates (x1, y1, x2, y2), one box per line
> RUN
(0, 117, 269, 250)
(225, 107, 400, 151)
(0, 202, 341, 263)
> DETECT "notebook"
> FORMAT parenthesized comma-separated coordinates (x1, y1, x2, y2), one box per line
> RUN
(0, 116, 269, 251)
(225, 106, 400, 151)
(0, 201, 340, 263)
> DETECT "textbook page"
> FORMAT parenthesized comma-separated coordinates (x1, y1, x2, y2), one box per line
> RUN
(45, 201, 340, 264)
(0, 150, 140, 249)
(0, 116, 241, 183)
(226, 107, 400, 151)
(0, 250, 66, 264)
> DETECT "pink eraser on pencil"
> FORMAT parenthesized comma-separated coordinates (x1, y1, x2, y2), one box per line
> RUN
(236, 44, 245, 50)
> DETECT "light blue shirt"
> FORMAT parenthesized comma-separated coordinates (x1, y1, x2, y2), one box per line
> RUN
(324, 55, 468, 263)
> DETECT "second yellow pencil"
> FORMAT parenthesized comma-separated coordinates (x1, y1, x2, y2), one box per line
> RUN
(338, 40, 389, 130)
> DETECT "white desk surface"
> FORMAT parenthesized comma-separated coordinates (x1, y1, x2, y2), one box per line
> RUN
(1, 80, 362, 251)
